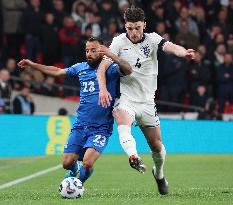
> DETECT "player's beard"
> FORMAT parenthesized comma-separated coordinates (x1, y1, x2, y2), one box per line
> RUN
(87, 57, 102, 68)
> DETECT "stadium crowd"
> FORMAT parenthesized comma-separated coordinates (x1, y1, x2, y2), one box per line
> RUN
(0, 0, 233, 117)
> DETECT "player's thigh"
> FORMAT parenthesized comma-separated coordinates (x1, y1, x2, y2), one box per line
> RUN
(84, 128, 111, 164)
(63, 128, 86, 162)
(137, 103, 160, 127)
(140, 126, 163, 152)
(113, 97, 135, 126)
(82, 148, 101, 169)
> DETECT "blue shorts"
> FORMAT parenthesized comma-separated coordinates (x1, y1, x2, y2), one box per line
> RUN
(63, 126, 112, 160)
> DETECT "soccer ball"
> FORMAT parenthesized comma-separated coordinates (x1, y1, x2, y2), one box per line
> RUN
(59, 177, 84, 199)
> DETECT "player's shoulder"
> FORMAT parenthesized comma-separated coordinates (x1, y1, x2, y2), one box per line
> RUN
(145, 32, 163, 44)
(112, 33, 128, 43)
(108, 62, 119, 69)
(71, 62, 89, 70)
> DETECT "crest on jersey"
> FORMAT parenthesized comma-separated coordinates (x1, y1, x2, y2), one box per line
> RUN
(140, 44, 150, 58)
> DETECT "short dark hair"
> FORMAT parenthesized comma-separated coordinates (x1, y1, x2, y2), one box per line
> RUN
(87, 37, 104, 45)
(124, 6, 145, 22)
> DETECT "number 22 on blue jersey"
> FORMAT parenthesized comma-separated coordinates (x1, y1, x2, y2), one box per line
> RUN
(82, 81, 95, 92)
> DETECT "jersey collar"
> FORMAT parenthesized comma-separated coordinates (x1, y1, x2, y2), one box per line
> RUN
(126, 33, 145, 44)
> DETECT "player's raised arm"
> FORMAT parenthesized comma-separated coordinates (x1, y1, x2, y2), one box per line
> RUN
(17, 59, 66, 77)
(98, 45, 133, 75)
(163, 42, 196, 60)
(97, 59, 112, 108)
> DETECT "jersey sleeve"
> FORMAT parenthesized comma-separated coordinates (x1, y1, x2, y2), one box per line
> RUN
(65, 63, 80, 78)
(151, 32, 167, 53)
(103, 36, 121, 62)
(109, 36, 120, 56)
(106, 63, 120, 78)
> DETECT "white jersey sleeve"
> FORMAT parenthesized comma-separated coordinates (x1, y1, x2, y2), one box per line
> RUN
(149, 32, 164, 45)
(109, 34, 123, 55)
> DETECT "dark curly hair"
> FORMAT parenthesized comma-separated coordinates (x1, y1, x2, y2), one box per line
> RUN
(87, 36, 104, 45)
(124, 6, 145, 22)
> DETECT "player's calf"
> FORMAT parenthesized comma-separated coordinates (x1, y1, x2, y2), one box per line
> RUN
(64, 161, 83, 178)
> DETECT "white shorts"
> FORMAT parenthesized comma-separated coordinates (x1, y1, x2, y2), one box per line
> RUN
(113, 95, 160, 127)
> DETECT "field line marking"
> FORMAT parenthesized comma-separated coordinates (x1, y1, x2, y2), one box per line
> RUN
(0, 164, 61, 190)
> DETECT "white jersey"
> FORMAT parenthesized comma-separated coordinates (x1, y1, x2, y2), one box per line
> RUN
(109, 33, 163, 103)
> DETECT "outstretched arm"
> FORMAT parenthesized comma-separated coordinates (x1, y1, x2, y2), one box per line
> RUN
(163, 42, 196, 60)
(97, 59, 113, 108)
(17, 59, 66, 77)
(98, 45, 133, 75)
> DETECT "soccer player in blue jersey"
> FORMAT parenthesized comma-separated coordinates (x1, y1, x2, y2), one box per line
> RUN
(18, 37, 132, 184)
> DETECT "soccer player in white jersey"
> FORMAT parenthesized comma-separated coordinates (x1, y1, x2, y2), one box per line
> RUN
(97, 6, 195, 195)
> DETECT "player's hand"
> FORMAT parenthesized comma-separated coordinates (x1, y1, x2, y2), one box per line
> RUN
(98, 45, 113, 58)
(185, 49, 196, 60)
(98, 89, 112, 108)
(17, 59, 34, 69)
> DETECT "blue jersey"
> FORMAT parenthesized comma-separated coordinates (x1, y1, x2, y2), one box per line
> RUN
(65, 62, 119, 129)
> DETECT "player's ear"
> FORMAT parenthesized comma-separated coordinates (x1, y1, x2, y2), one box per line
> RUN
(144, 22, 146, 30)
(124, 23, 127, 31)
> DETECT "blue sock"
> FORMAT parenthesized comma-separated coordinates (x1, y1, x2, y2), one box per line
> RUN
(69, 162, 79, 174)
(79, 166, 94, 183)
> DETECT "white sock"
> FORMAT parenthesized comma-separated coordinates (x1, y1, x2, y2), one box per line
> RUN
(152, 144, 166, 179)
(118, 125, 138, 157)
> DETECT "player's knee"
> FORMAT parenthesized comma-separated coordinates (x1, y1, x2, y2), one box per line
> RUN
(62, 158, 75, 170)
(150, 141, 163, 152)
(82, 159, 94, 172)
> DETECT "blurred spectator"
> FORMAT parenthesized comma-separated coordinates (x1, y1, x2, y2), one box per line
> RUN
(58, 107, 68, 115)
(166, 0, 182, 22)
(41, 76, 58, 96)
(155, 21, 167, 36)
(227, 34, 233, 54)
(41, 13, 60, 65)
(213, 43, 227, 68)
(12, 86, 35, 114)
(175, 20, 199, 49)
(204, 24, 222, 54)
(118, 0, 130, 30)
(198, 98, 222, 120)
(52, 0, 67, 28)
(87, 12, 102, 37)
(215, 33, 225, 44)
(216, 8, 232, 36)
(202, 0, 220, 26)
(192, 84, 210, 107)
(21, 0, 43, 61)
(175, 7, 199, 37)
(160, 55, 187, 112)
(4, 58, 21, 89)
(19, 71, 34, 90)
(101, 21, 119, 46)
(71, 1, 89, 33)
(163, 0, 181, 38)
(2, 0, 27, 60)
(217, 53, 233, 112)
(228, 0, 233, 23)
(58, 16, 81, 67)
(98, 0, 119, 29)
(188, 52, 212, 95)
(146, 4, 167, 33)
(193, 6, 207, 43)
(0, 70, 11, 113)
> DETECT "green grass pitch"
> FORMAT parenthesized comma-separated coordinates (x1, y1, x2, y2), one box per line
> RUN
(0, 154, 233, 205)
